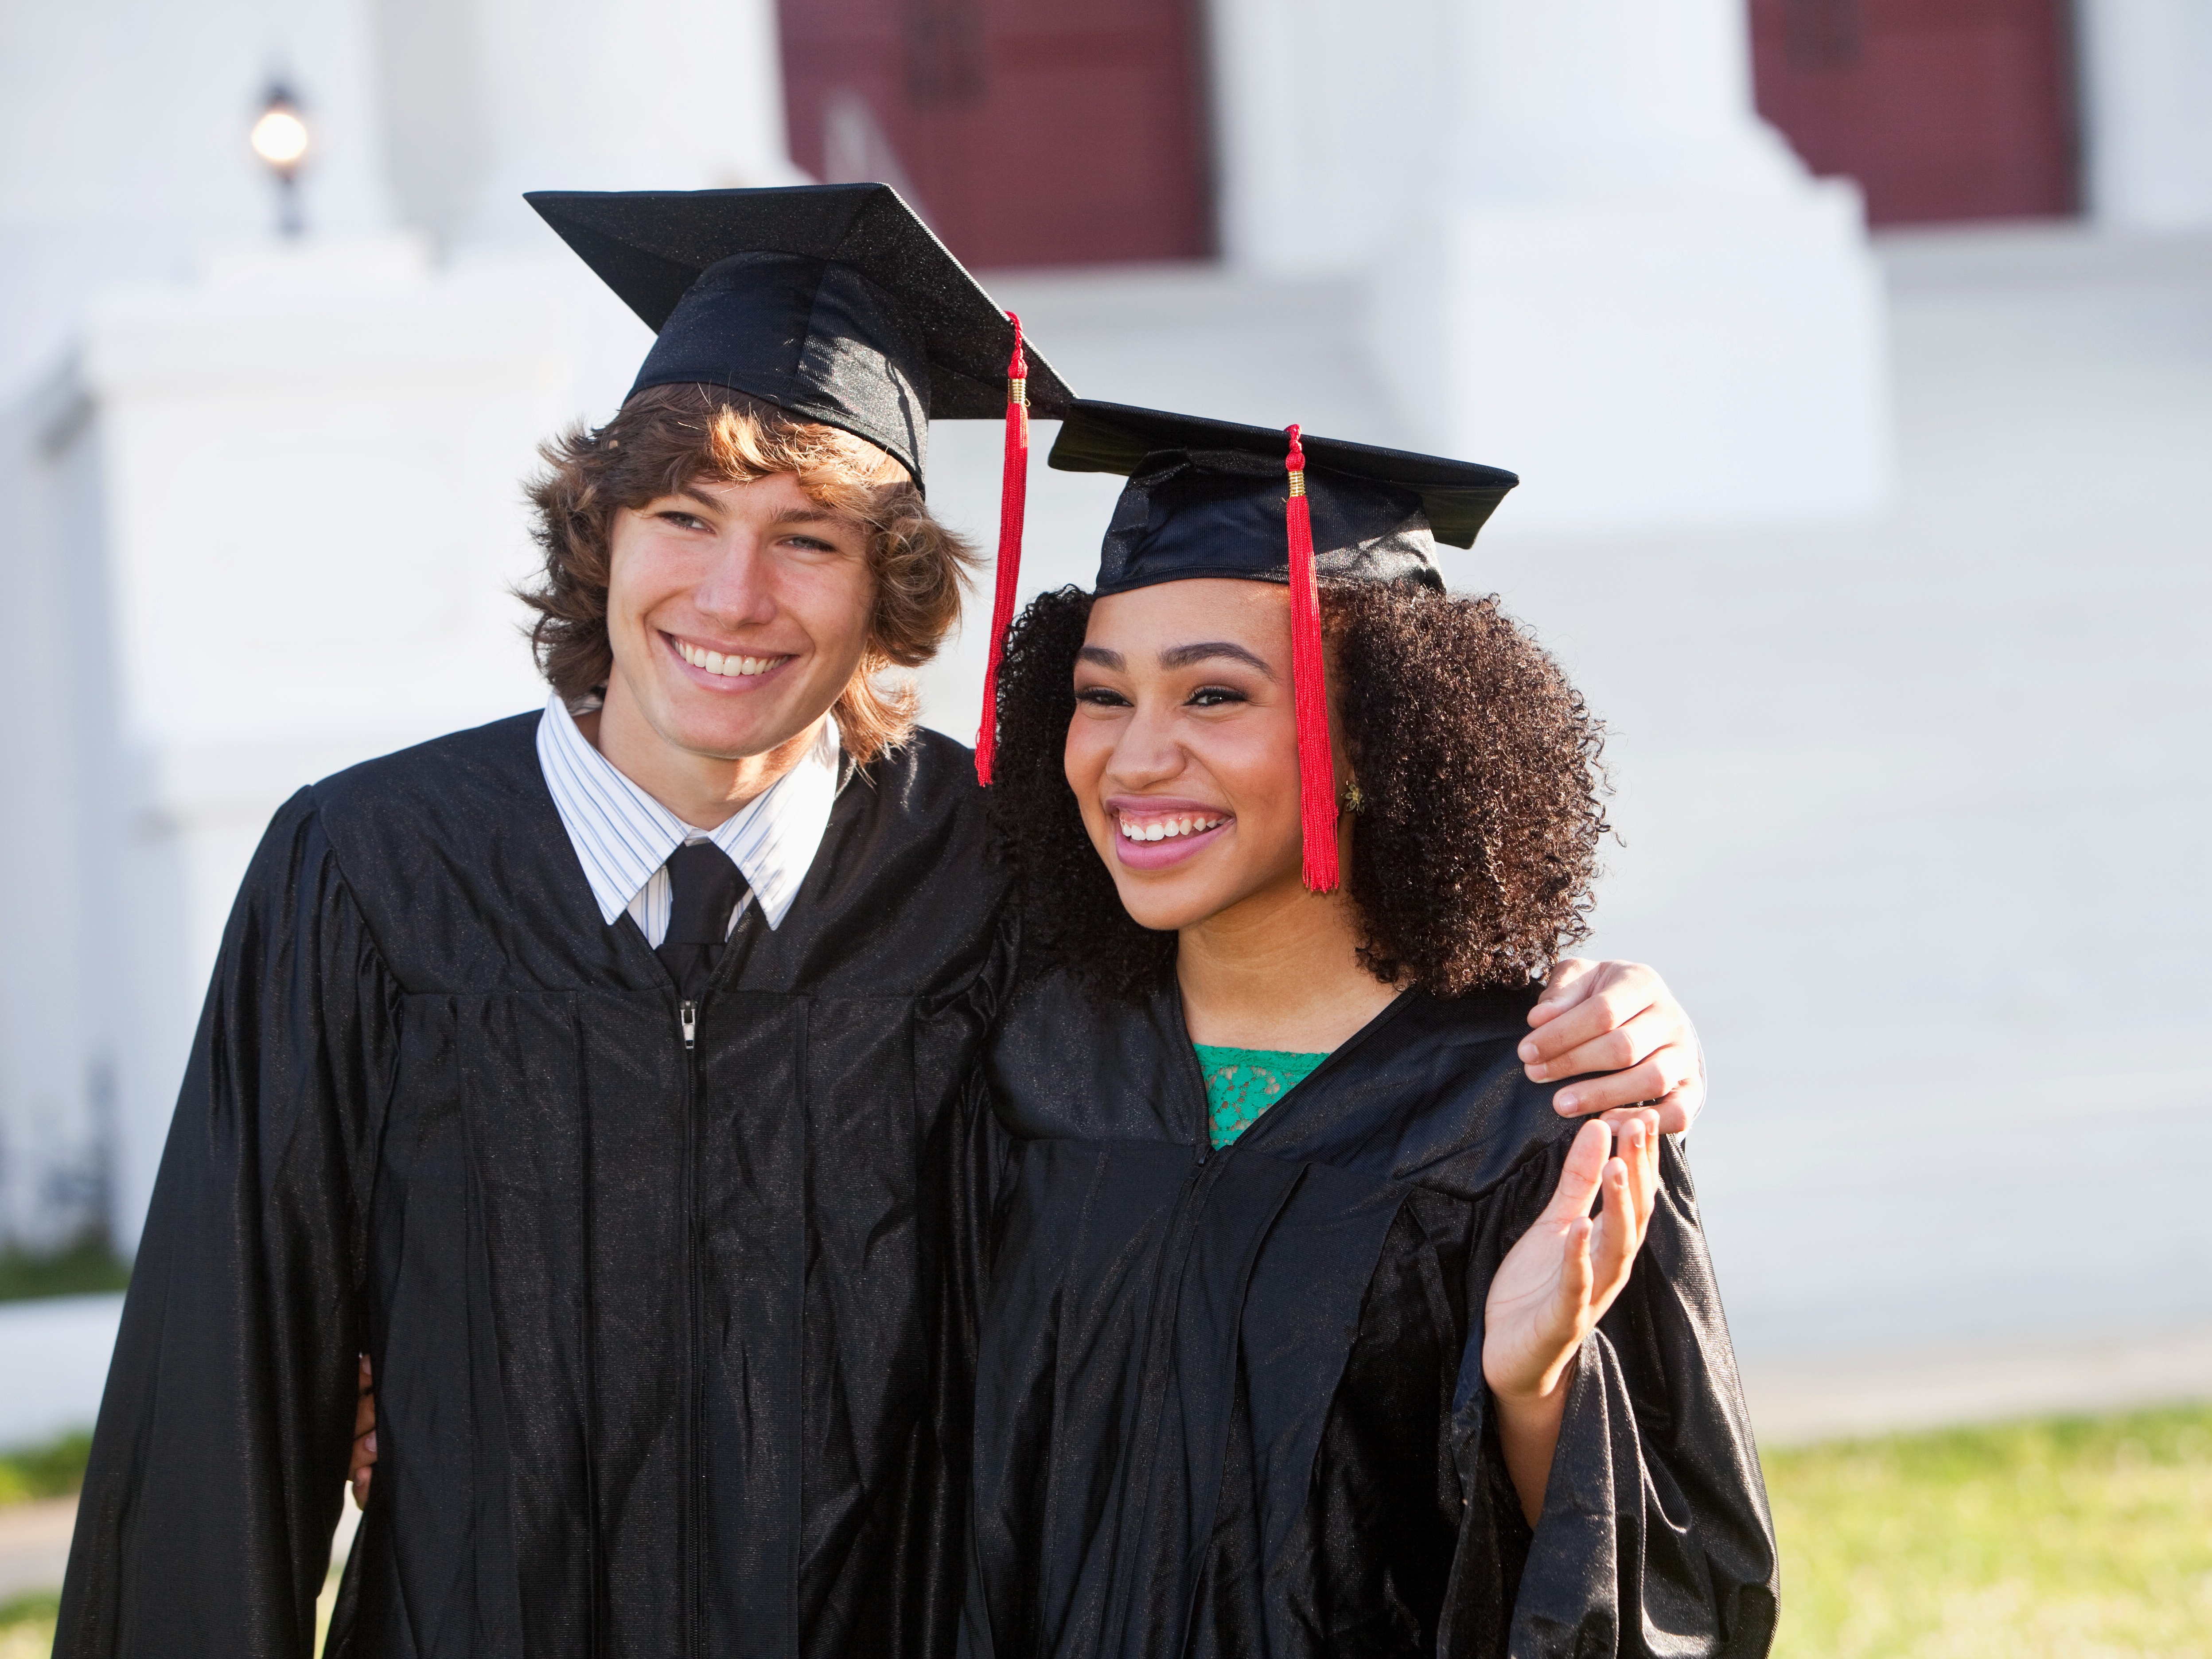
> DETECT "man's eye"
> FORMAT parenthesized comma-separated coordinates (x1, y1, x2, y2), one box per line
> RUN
(784, 536, 837, 553)
(658, 511, 710, 531)
(1187, 685, 1247, 708)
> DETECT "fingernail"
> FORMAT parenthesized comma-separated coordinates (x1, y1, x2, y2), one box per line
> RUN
(1517, 1040, 1539, 1060)
(365, 1433, 376, 1456)
(1527, 1062, 1550, 1080)
(1555, 1090, 1578, 1112)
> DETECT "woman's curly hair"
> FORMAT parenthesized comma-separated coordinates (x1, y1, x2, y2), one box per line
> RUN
(520, 383, 978, 763)
(985, 580, 1610, 1001)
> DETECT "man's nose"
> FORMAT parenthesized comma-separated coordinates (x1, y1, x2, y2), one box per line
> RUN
(691, 534, 778, 627)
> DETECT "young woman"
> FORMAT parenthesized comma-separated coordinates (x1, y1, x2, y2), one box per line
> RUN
(962, 403, 1777, 1658)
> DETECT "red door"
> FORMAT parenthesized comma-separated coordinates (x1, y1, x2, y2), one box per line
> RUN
(777, 0, 1213, 269)
(1749, 0, 2078, 224)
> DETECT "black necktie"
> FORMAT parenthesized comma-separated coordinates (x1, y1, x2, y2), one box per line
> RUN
(656, 840, 744, 1001)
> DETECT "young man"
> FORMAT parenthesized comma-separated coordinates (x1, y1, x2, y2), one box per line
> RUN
(55, 187, 1707, 1659)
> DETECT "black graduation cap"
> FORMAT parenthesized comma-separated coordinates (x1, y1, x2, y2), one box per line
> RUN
(1046, 401, 1518, 596)
(994, 400, 1518, 893)
(525, 183, 1074, 487)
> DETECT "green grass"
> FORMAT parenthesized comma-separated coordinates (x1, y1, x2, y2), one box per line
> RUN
(0, 1592, 59, 1659)
(0, 1591, 59, 1630)
(0, 1406, 2205, 1655)
(0, 1601, 57, 1659)
(0, 1438, 88, 1659)
(0, 1431, 91, 1508)
(0, 1234, 130, 1303)
(1765, 1401, 2212, 1658)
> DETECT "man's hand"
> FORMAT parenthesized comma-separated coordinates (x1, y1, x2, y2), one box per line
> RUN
(1520, 958, 1706, 1135)
(350, 1355, 376, 1509)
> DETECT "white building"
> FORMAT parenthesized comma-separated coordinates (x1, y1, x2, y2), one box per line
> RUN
(0, 0, 2207, 1336)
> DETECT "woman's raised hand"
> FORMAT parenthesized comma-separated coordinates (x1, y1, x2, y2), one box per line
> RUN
(1481, 1111, 1661, 1522)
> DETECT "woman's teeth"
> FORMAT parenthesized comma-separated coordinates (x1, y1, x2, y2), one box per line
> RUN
(1116, 812, 1227, 843)
(677, 640, 787, 678)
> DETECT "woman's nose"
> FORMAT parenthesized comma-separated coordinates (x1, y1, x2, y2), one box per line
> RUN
(1106, 701, 1186, 786)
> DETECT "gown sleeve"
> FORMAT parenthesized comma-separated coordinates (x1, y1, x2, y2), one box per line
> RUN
(1442, 1136, 1780, 1659)
(55, 788, 402, 1659)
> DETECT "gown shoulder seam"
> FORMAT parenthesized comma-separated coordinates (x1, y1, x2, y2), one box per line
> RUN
(294, 782, 409, 997)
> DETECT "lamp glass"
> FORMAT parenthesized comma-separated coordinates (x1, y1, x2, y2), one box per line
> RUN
(251, 106, 310, 169)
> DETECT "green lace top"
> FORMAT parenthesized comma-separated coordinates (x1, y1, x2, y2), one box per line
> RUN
(1193, 1044, 1330, 1149)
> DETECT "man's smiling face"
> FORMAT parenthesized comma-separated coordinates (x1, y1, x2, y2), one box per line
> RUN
(600, 470, 877, 767)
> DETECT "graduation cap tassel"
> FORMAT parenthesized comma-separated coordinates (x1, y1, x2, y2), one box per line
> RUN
(1284, 424, 1340, 893)
(974, 312, 1030, 785)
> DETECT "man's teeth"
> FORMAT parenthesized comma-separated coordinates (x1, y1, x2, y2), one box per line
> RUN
(677, 640, 787, 678)
(1117, 812, 1227, 843)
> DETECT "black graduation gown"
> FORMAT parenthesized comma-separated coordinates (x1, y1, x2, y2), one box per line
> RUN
(964, 972, 1778, 1659)
(56, 712, 1013, 1659)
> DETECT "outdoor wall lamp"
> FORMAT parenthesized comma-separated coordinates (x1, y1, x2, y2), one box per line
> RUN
(249, 81, 311, 238)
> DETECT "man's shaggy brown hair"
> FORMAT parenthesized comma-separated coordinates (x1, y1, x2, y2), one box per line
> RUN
(520, 383, 978, 763)
(985, 580, 1610, 1001)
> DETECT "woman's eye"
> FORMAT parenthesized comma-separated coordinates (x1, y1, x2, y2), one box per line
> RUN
(1075, 685, 1131, 709)
(1187, 685, 1248, 709)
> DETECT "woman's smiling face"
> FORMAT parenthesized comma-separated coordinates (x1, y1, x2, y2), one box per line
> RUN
(1063, 578, 1308, 933)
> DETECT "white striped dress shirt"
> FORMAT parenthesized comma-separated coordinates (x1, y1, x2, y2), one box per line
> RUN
(535, 693, 841, 944)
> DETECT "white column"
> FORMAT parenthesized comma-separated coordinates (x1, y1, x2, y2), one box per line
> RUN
(2076, 0, 2212, 230)
(1208, 0, 1458, 275)
(366, 0, 808, 251)
(0, 386, 117, 1249)
(1346, 0, 1895, 534)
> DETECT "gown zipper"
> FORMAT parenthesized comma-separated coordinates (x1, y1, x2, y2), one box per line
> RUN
(678, 996, 702, 1655)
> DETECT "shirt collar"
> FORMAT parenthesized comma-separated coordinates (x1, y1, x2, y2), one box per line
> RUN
(536, 693, 841, 931)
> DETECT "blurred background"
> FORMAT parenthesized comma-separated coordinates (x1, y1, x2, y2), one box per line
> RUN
(0, 0, 2208, 1651)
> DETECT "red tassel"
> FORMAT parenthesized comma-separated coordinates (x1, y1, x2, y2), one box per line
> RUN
(1284, 424, 1339, 892)
(974, 312, 1030, 785)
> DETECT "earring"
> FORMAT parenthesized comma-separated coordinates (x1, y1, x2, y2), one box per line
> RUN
(1338, 779, 1365, 814)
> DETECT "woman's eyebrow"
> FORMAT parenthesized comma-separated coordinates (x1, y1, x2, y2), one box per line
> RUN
(1159, 641, 1275, 677)
(1078, 645, 1125, 670)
